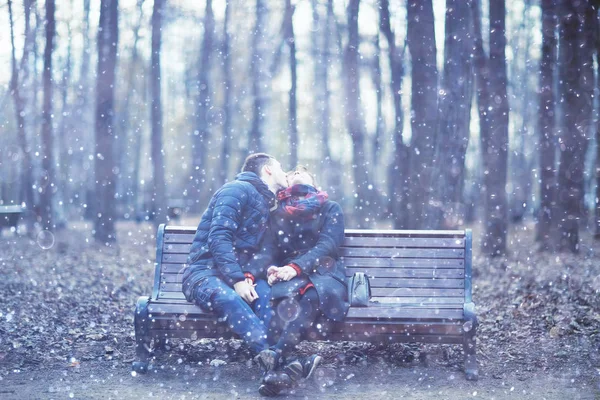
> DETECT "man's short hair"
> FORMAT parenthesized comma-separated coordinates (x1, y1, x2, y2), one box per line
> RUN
(241, 153, 274, 176)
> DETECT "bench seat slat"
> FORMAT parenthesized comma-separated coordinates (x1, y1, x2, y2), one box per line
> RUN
(162, 252, 467, 266)
(345, 268, 464, 278)
(343, 236, 465, 248)
(164, 233, 195, 243)
(148, 303, 464, 318)
(161, 238, 466, 250)
(162, 244, 466, 257)
(149, 318, 463, 336)
(159, 274, 464, 289)
(156, 291, 464, 306)
(158, 282, 463, 297)
(344, 229, 465, 237)
(159, 267, 465, 279)
(340, 247, 464, 258)
(343, 258, 464, 268)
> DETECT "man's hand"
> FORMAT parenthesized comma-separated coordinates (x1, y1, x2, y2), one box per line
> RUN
(277, 265, 298, 281)
(267, 266, 280, 286)
(234, 280, 259, 304)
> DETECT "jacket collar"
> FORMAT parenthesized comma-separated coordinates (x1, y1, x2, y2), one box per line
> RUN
(236, 172, 276, 208)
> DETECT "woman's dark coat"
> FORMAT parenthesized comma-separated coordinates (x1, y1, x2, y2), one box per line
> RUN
(247, 200, 349, 321)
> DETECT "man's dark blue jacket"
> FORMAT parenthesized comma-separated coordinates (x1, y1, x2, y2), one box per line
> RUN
(182, 172, 275, 301)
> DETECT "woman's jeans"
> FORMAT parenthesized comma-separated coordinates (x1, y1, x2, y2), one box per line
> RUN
(193, 276, 273, 354)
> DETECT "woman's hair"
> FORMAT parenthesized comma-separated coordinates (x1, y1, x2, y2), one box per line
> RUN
(288, 165, 317, 187)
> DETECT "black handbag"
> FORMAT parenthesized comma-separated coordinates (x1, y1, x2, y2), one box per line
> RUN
(347, 272, 371, 307)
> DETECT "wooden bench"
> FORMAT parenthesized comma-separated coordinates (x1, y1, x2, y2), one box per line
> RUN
(133, 224, 478, 380)
(0, 205, 23, 233)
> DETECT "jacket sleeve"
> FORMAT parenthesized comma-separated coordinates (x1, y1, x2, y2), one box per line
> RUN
(244, 224, 279, 281)
(290, 202, 345, 274)
(207, 185, 248, 286)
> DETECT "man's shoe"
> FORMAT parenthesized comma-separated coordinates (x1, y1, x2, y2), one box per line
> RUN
(258, 372, 292, 397)
(301, 354, 322, 379)
(254, 349, 280, 375)
(282, 360, 303, 382)
(282, 354, 321, 383)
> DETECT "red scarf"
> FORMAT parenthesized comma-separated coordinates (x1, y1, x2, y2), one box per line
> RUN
(276, 184, 328, 218)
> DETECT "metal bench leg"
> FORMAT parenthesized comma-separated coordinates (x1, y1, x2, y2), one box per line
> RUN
(133, 296, 152, 374)
(463, 303, 478, 381)
(154, 337, 167, 352)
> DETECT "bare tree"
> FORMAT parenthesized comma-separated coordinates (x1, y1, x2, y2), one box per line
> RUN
(473, 0, 509, 256)
(150, 0, 167, 226)
(248, 0, 268, 153)
(285, 0, 298, 167)
(406, 0, 438, 229)
(94, 0, 119, 243)
(432, 0, 474, 230)
(311, 0, 332, 162)
(117, 0, 145, 214)
(372, 33, 384, 168)
(40, 0, 56, 230)
(56, 3, 74, 226)
(596, 5, 600, 239)
(537, 0, 558, 248)
(555, 0, 594, 252)
(343, 0, 376, 226)
(8, 0, 35, 229)
(190, 0, 214, 207)
(379, 0, 409, 229)
(220, 0, 233, 184)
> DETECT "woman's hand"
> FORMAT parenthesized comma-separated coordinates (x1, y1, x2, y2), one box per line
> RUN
(266, 265, 298, 285)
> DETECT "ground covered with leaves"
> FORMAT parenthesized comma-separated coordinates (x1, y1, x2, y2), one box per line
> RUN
(0, 219, 599, 398)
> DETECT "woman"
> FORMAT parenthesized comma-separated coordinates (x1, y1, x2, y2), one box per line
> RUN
(246, 166, 348, 396)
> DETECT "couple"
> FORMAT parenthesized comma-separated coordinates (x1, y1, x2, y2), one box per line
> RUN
(181, 153, 348, 396)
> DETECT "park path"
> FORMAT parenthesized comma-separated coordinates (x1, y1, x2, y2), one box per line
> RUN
(1, 361, 597, 400)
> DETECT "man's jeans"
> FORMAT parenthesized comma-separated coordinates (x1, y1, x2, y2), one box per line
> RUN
(193, 276, 273, 354)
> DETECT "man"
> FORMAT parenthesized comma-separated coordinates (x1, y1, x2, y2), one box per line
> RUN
(181, 153, 288, 376)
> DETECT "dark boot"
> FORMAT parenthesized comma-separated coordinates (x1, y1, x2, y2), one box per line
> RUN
(254, 349, 281, 375)
(283, 354, 322, 382)
(259, 371, 293, 397)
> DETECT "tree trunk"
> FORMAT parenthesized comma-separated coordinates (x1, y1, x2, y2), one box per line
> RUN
(312, 0, 332, 162)
(8, 0, 35, 228)
(433, 0, 474, 230)
(79, 0, 94, 219)
(118, 0, 145, 215)
(248, 0, 269, 154)
(372, 33, 384, 169)
(40, 0, 56, 231)
(406, 0, 438, 229)
(57, 8, 73, 227)
(537, 0, 557, 248)
(285, 0, 298, 168)
(475, 0, 509, 256)
(219, 0, 233, 184)
(344, 0, 376, 226)
(509, 0, 534, 224)
(94, 0, 119, 243)
(555, 0, 594, 252)
(379, 0, 409, 229)
(150, 0, 167, 226)
(189, 0, 214, 209)
(596, 7, 600, 239)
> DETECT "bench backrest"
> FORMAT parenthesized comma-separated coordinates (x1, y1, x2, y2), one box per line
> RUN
(153, 225, 472, 306)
